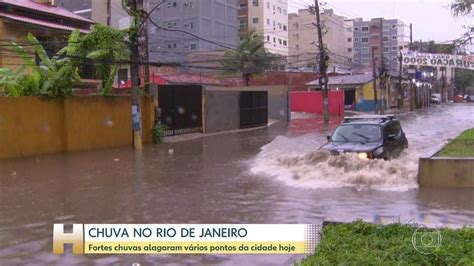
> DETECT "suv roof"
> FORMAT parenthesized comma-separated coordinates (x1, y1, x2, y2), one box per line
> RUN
(342, 115, 396, 125)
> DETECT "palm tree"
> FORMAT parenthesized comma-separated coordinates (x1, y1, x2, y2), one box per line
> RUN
(220, 30, 279, 86)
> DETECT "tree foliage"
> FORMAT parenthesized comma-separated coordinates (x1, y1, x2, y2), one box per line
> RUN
(77, 24, 129, 96)
(0, 24, 130, 98)
(450, 0, 473, 46)
(451, 0, 473, 16)
(454, 68, 474, 94)
(220, 30, 280, 86)
(0, 30, 81, 97)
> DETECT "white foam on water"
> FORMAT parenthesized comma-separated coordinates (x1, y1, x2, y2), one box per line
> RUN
(251, 105, 474, 191)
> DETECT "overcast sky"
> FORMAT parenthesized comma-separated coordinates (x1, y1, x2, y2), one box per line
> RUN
(288, 0, 472, 43)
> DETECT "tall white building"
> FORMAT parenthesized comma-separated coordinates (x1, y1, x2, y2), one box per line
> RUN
(288, 8, 352, 71)
(241, 0, 289, 56)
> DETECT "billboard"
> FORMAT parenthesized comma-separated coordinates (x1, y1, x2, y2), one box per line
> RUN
(402, 52, 474, 70)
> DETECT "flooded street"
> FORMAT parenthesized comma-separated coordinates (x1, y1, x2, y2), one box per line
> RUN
(0, 104, 473, 265)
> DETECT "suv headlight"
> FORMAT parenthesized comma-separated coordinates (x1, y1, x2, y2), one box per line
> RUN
(357, 152, 374, 159)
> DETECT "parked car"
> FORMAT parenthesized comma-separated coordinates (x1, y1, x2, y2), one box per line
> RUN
(454, 94, 464, 103)
(320, 115, 408, 160)
(464, 95, 473, 102)
(430, 93, 441, 104)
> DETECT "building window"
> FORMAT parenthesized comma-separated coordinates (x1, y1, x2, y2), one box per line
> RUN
(267, 35, 270, 41)
(383, 25, 389, 31)
(283, 9, 287, 15)
(293, 22, 299, 28)
(383, 46, 389, 53)
(293, 33, 299, 38)
(383, 36, 389, 42)
(267, 2, 270, 8)
(361, 47, 369, 54)
(391, 24, 397, 29)
(283, 40, 287, 46)
(283, 25, 287, 31)
(267, 18, 270, 25)
(348, 58, 352, 62)
(295, 44, 299, 50)
(392, 35, 397, 41)
(190, 43, 196, 50)
(252, 0, 258, 6)
(278, 23, 282, 29)
(392, 57, 398, 62)
(392, 46, 398, 51)
(278, 39, 282, 44)
(361, 37, 369, 43)
(278, 7, 281, 13)
(253, 17, 259, 24)
(354, 37, 359, 42)
(362, 58, 369, 65)
(273, 37, 276, 43)
(354, 47, 359, 53)
(347, 37, 352, 42)
(347, 48, 352, 53)
(361, 26, 369, 32)
(354, 27, 359, 31)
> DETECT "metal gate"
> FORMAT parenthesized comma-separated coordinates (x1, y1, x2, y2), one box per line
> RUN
(158, 85, 202, 136)
(240, 91, 268, 129)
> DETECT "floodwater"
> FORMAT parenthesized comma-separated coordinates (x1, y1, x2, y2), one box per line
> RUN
(0, 104, 473, 265)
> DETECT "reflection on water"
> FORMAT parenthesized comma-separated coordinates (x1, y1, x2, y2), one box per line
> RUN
(0, 104, 473, 265)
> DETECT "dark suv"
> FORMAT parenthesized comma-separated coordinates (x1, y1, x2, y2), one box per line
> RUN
(320, 115, 408, 160)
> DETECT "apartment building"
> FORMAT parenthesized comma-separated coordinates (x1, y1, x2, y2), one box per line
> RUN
(240, 0, 288, 56)
(55, 0, 130, 29)
(352, 18, 408, 72)
(148, 0, 239, 63)
(288, 8, 352, 71)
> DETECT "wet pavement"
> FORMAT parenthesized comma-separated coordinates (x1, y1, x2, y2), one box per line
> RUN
(0, 103, 473, 265)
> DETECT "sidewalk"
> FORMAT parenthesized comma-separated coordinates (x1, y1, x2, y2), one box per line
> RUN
(345, 107, 414, 117)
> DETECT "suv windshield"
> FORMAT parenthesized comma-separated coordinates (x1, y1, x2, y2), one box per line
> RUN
(331, 124, 382, 143)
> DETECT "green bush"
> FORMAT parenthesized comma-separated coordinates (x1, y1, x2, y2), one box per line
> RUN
(298, 220, 474, 265)
(152, 123, 168, 144)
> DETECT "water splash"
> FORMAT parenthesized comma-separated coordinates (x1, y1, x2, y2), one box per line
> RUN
(251, 105, 474, 192)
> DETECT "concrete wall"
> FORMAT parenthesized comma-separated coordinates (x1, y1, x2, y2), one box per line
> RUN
(0, 96, 154, 160)
(207, 85, 289, 120)
(418, 157, 474, 188)
(204, 90, 240, 133)
(203, 85, 289, 132)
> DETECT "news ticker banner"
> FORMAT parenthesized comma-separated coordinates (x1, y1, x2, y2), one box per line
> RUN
(53, 224, 321, 254)
(402, 52, 474, 70)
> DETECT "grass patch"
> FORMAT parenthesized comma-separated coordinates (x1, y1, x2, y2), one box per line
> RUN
(437, 128, 474, 157)
(298, 220, 474, 265)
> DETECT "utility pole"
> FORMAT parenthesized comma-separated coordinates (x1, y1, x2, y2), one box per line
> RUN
(126, 0, 143, 150)
(106, 0, 111, 26)
(314, 0, 329, 123)
(372, 47, 378, 114)
(398, 46, 403, 109)
(379, 18, 385, 114)
(409, 23, 414, 111)
(142, 6, 150, 93)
